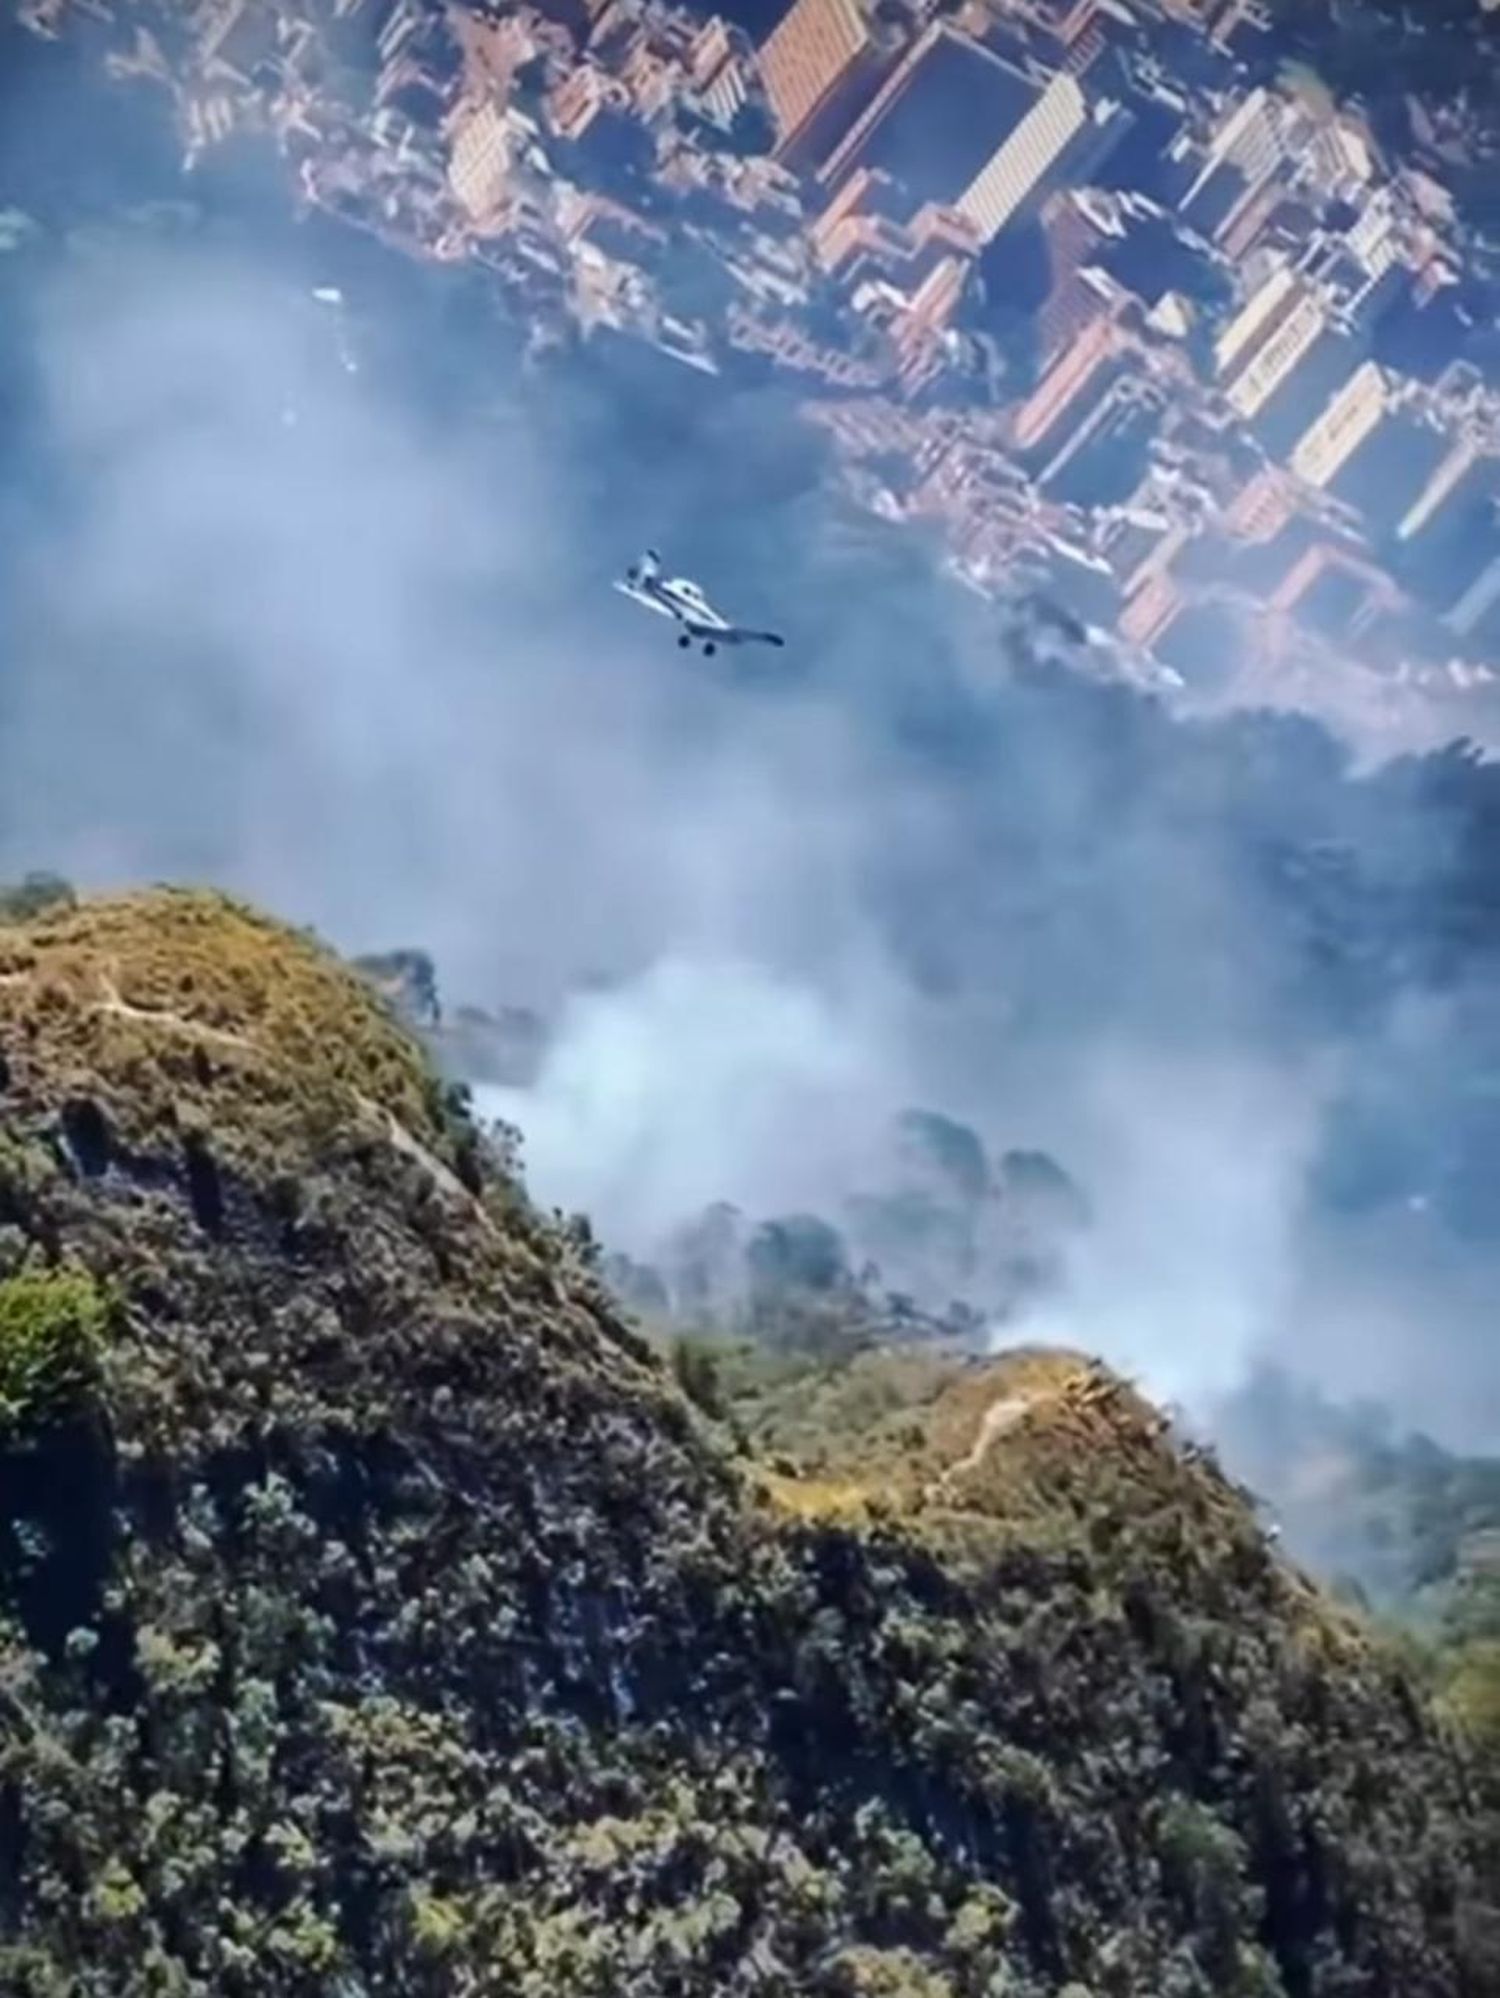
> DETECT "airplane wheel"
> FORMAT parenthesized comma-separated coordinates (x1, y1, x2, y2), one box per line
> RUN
(677, 633, 691, 649)
(703, 642, 717, 657)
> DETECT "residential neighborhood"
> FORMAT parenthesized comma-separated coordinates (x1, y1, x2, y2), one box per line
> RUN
(22, 0, 1500, 736)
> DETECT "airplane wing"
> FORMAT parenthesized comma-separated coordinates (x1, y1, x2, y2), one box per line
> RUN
(615, 578, 675, 617)
(685, 621, 785, 648)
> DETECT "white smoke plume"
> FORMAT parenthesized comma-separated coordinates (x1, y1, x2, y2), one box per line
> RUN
(995, 1049, 1331, 1409)
(474, 955, 908, 1246)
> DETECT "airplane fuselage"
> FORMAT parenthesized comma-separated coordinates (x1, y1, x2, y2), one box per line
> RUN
(614, 551, 784, 655)
(616, 574, 730, 632)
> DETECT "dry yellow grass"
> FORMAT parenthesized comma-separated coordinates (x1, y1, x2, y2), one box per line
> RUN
(754, 1467, 876, 1525)
(922, 1347, 1188, 1512)
(734, 1338, 1306, 1596)
(0, 888, 448, 1177)
(738, 1343, 1186, 1526)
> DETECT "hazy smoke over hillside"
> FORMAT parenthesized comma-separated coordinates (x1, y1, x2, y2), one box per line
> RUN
(476, 958, 906, 1247)
(1, 166, 1497, 1449)
(999, 1050, 1329, 1407)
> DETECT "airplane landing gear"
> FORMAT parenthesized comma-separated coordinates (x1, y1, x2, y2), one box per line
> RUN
(703, 642, 717, 657)
(677, 633, 691, 649)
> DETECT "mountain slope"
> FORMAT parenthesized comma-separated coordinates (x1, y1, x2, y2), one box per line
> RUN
(0, 891, 1492, 1997)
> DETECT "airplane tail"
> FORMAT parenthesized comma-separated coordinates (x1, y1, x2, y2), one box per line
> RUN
(632, 548, 662, 583)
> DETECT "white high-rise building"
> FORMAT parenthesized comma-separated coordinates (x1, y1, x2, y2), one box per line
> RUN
(1291, 361, 1387, 487)
(1214, 261, 1296, 378)
(1180, 84, 1282, 213)
(1211, 85, 1282, 180)
(1225, 291, 1326, 421)
(956, 71, 1086, 245)
(1447, 550, 1500, 637)
(1347, 187, 1402, 276)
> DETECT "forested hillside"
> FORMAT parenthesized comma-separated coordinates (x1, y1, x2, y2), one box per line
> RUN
(0, 888, 1493, 1995)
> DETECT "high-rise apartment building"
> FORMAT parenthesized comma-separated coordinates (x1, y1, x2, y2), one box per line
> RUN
(1398, 439, 1490, 546)
(956, 71, 1087, 243)
(1224, 466, 1299, 542)
(447, 98, 510, 222)
(1038, 372, 1162, 508)
(1205, 85, 1282, 182)
(760, 0, 873, 162)
(1214, 261, 1296, 378)
(376, 0, 427, 65)
(1446, 549, 1500, 644)
(548, 63, 630, 141)
(1224, 289, 1325, 421)
(813, 24, 1085, 242)
(1290, 360, 1387, 488)
(1395, 446, 1500, 611)
(818, 26, 1022, 193)
(1336, 408, 1451, 541)
(1177, 86, 1291, 243)
(1346, 187, 1403, 277)
(1290, 363, 1450, 539)
(1013, 314, 1122, 451)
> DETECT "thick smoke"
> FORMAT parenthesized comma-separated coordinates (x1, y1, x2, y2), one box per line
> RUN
(1008, 1048, 1331, 1408)
(1, 89, 1496, 1452)
(475, 957, 908, 1246)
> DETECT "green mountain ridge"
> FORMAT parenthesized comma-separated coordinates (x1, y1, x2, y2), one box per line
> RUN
(0, 888, 1494, 1996)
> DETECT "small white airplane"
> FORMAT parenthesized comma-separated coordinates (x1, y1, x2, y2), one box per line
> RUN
(614, 550, 785, 656)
